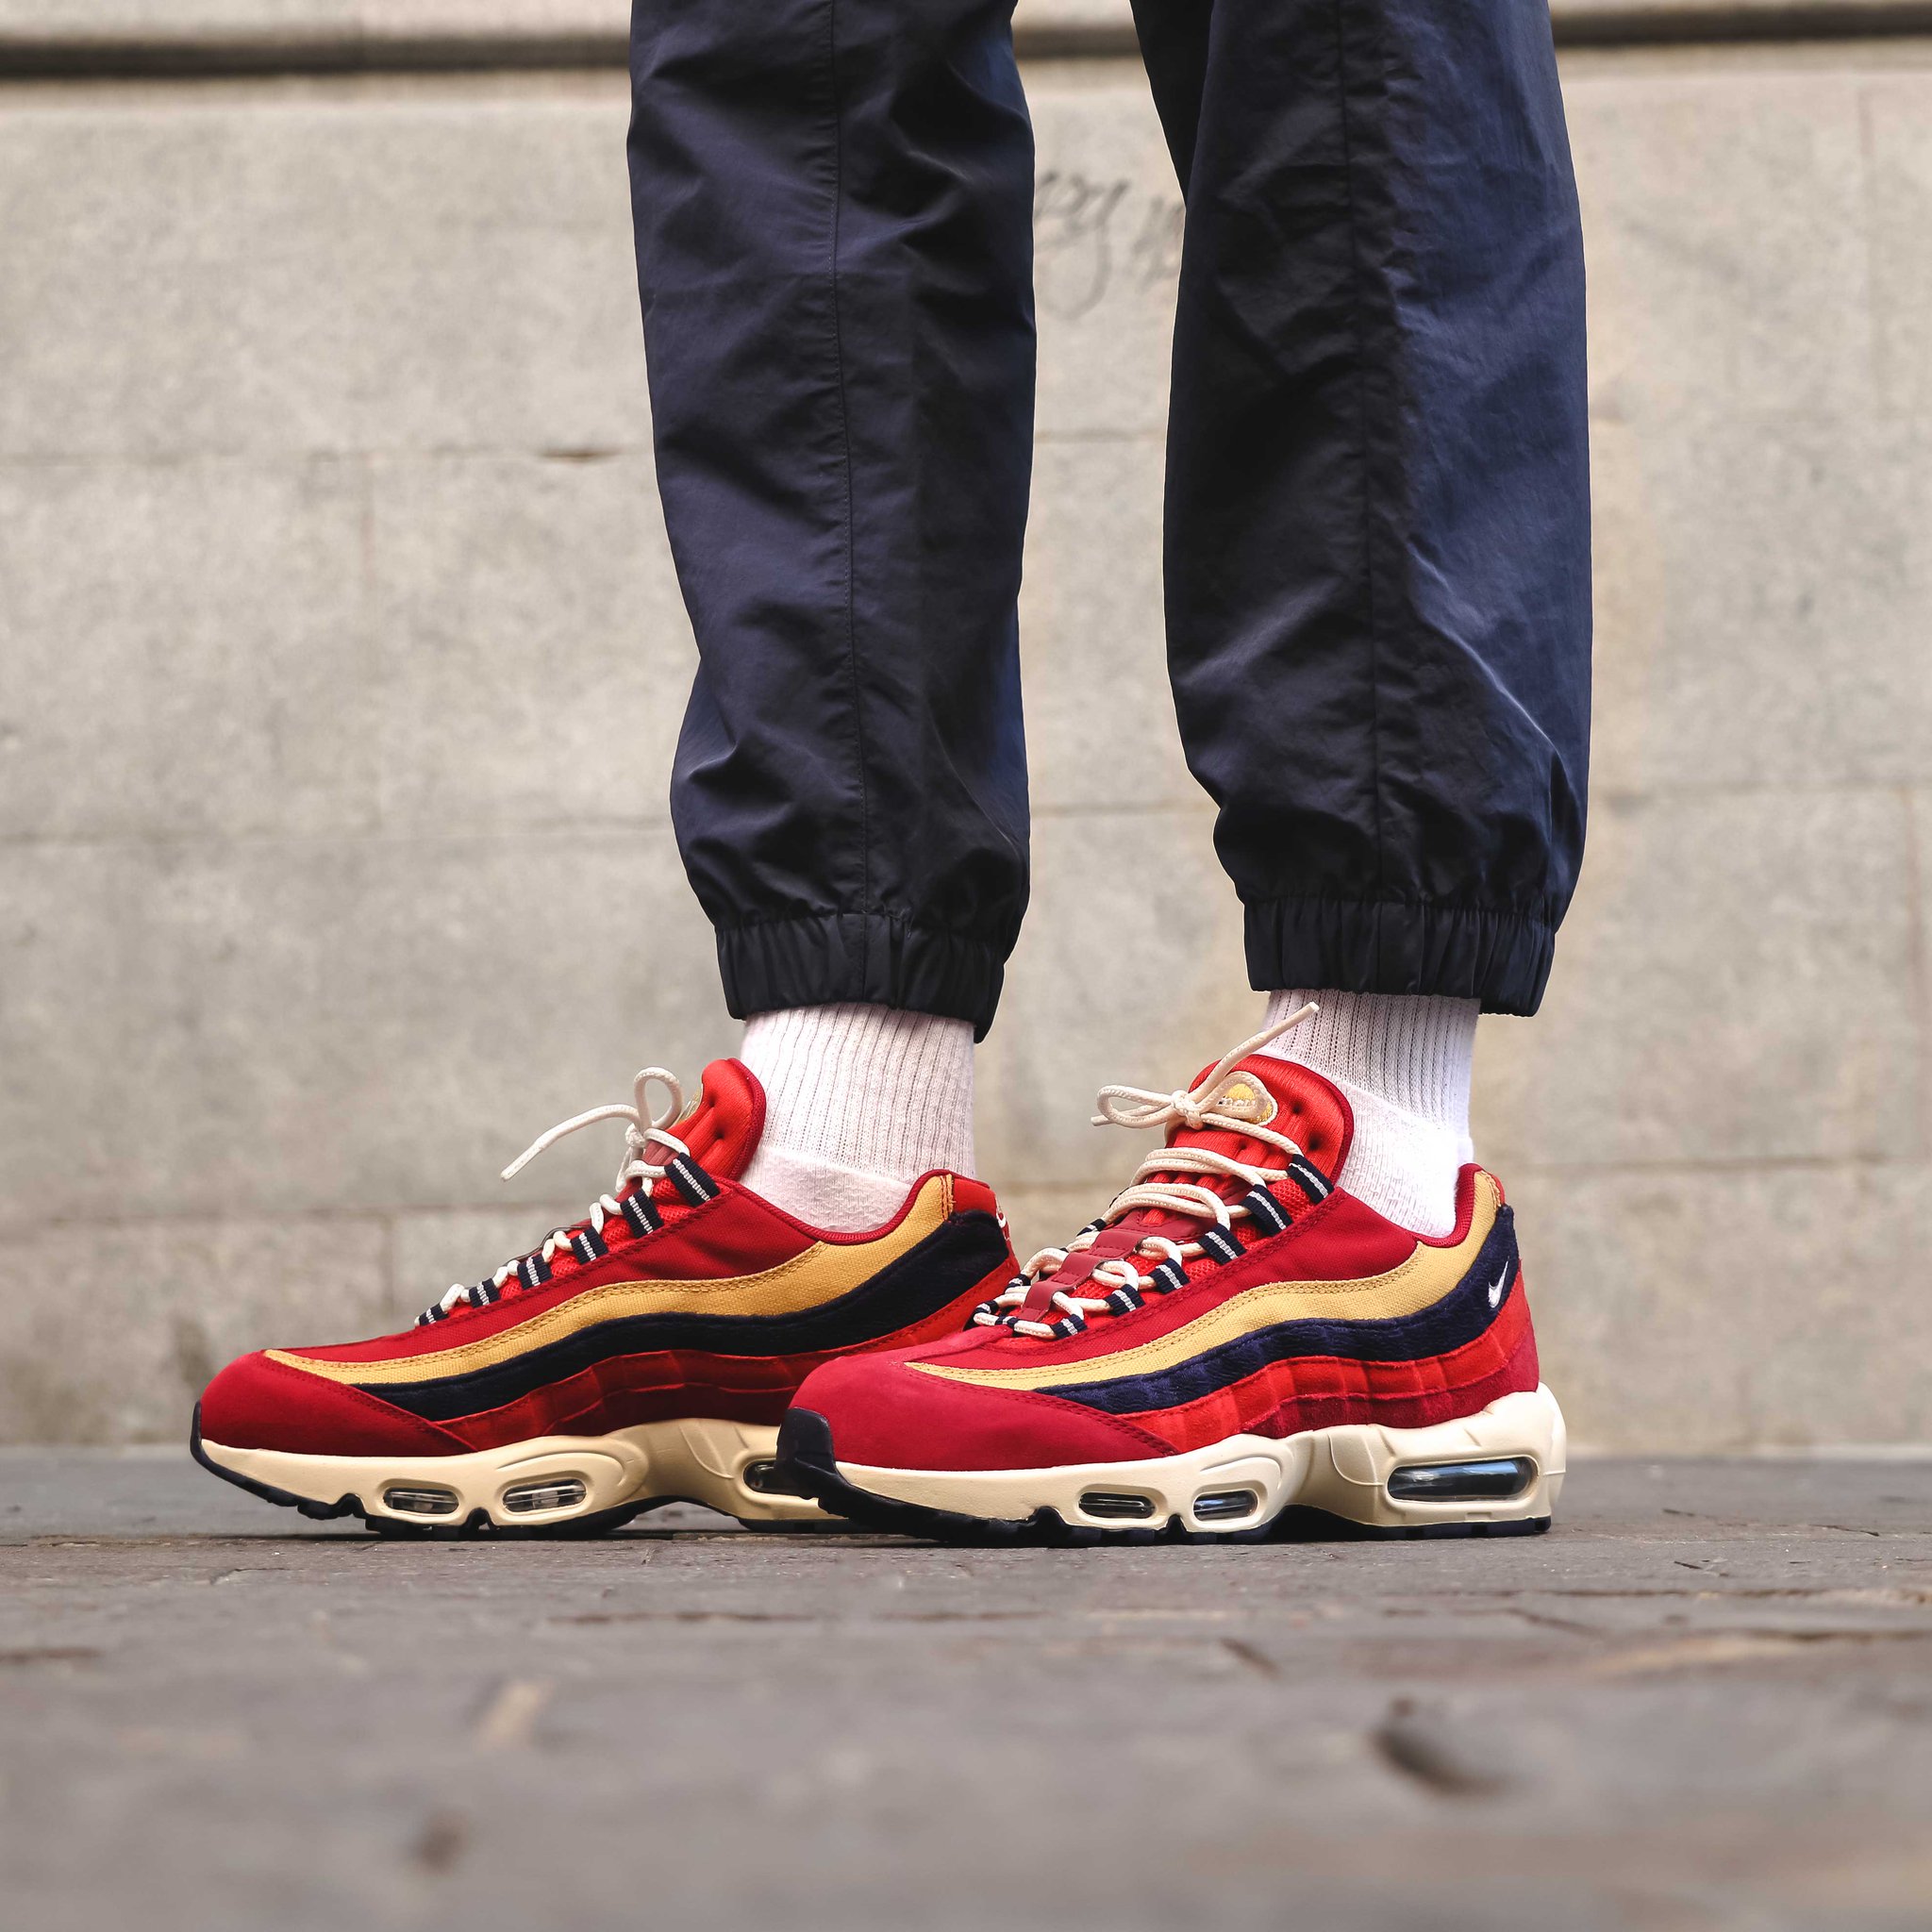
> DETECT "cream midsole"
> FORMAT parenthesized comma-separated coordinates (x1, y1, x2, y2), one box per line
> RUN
(833, 1385, 1566, 1532)
(200, 1418, 823, 1526)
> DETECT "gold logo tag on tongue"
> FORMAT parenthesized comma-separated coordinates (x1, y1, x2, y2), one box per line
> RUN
(1208, 1073, 1276, 1127)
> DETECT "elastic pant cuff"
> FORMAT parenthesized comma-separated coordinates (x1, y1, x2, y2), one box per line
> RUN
(1243, 893, 1557, 1016)
(715, 912, 1008, 1040)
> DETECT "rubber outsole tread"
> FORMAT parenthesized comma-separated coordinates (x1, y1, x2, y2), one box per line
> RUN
(774, 1408, 1552, 1547)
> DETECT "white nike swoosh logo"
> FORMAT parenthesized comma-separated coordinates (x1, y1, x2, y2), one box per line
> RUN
(1488, 1267, 1511, 1308)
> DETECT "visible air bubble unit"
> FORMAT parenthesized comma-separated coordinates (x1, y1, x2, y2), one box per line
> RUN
(1079, 1491, 1157, 1520)
(741, 1460, 806, 1496)
(501, 1477, 588, 1515)
(1386, 1457, 1536, 1503)
(382, 1485, 458, 1517)
(1192, 1489, 1259, 1524)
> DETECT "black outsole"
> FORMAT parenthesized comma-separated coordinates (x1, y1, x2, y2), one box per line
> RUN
(189, 1402, 651, 1539)
(774, 1408, 1553, 1548)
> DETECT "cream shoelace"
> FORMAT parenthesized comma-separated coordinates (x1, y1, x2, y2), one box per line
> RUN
(974, 1005, 1327, 1341)
(422, 1068, 707, 1324)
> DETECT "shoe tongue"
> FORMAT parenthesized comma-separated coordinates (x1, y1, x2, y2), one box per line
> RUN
(667, 1058, 767, 1182)
(1159, 1053, 1351, 1190)
(1020, 1055, 1355, 1317)
(1081, 1054, 1353, 1246)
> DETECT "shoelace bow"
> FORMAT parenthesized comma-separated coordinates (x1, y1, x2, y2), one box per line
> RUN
(416, 1068, 716, 1327)
(972, 1004, 1332, 1341)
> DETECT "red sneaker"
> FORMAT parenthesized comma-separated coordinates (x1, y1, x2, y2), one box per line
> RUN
(777, 1021, 1565, 1541)
(192, 1059, 1016, 1534)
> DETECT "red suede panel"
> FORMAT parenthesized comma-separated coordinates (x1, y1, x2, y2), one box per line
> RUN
(906, 1323, 1023, 1365)
(1224, 1185, 1420, 1279)
(200, 1353, 470, 1457)
(625, 1185, 818, 1279)
(1114, 1285, 1541, 1455)
(793, 1354, 1173, 1471)
(1501, 1304, 1540, 1395)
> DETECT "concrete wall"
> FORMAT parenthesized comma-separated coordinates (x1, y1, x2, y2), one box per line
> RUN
(2, 8, 1929, 1449)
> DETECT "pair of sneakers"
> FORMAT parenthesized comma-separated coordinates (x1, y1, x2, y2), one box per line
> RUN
(193, 1025, 1565, 1541)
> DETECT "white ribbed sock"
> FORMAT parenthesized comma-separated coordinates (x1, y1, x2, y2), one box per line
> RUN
(737, 1004, 976, 1231)
(1258, 989, 1478, 1238)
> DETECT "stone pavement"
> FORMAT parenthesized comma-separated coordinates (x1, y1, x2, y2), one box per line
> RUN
(2, 1454, 1928, 1931)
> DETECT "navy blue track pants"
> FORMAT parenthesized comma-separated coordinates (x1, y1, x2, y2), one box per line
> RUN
(627, 0, 1591, 1039)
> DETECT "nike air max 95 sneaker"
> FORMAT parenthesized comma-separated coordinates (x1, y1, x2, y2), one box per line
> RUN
(777, 1016, 1565, 1542)
(192, 1060, 1016, 1534)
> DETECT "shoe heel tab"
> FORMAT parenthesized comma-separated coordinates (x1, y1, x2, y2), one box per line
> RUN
(945, 1174, 1003, 1222)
